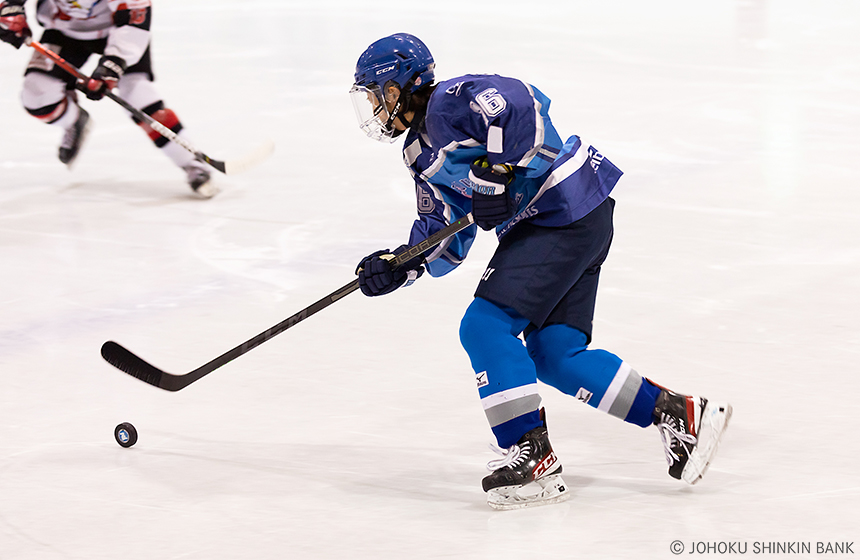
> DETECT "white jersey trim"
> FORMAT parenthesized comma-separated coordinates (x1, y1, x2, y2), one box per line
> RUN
(487, 125, 504, 154)
(514, 80, 545, 168)
(527, 139, 590, 209)
(419, 138, 481, 182)
(404, 138, 422, 167)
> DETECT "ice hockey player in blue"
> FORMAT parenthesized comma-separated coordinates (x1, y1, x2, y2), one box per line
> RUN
(350, 33, 733, 510)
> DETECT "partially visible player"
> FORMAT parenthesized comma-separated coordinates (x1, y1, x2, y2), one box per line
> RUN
(350, 33, 733, 510)
(0, 0, 216, 197)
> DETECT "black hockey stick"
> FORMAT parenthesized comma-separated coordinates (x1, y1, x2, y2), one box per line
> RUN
(26, 38, 273, 174)
(101, 213, 476, 391)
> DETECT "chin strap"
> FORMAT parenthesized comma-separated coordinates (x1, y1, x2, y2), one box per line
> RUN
(383, 73, 420, 135)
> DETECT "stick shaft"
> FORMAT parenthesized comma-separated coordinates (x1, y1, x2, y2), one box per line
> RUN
(102, 214, 476, 390)
(26, 38, 213, 167)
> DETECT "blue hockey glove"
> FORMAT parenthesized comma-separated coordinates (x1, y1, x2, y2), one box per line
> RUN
(356, 244, 425, 297)
(85, 55, 126, 100)
(0, 1, 31, 49)
(470, 157, 515, 231)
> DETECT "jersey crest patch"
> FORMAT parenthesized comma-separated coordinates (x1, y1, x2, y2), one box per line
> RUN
(452, 178, 471, 197)
(475, 88, 507, 117)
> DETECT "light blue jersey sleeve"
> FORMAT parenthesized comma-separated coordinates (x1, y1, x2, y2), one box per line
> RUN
(407, 173, 478, 277)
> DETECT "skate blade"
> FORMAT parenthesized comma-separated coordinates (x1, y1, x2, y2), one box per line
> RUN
(487, 474, 572, 511)
(682, 401, 733, 485)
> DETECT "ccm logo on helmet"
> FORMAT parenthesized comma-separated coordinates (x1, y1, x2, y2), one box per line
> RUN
(376, 65, 396, 75)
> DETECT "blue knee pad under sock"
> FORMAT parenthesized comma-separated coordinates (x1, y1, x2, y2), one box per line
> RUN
(460, 298, 542, 448)
(526, 324, 659, 428)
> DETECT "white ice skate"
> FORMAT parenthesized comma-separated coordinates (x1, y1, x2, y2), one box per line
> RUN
(486, 471, 571, 511)
(680, 400, 733, 484)
(654, 389, 732, 485)
(58, 106, 91, 167)
(185, 161, 219, 198)
(482, 410, 572, 510)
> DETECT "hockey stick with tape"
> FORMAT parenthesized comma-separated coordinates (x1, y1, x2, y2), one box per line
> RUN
(101, 213, 476, 391)
(25, 38, 274, 174)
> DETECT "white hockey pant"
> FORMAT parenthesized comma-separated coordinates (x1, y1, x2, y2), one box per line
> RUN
(21, 71, 195, 168)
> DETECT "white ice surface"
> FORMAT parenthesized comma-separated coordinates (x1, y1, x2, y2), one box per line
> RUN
(1, 1, 859, 558)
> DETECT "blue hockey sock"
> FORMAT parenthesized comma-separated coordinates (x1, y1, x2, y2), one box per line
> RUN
(526, 324, 659, 428)
(459, 297, 543, 448)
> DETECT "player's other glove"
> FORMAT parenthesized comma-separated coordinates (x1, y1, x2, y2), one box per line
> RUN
(470, 157, 515, 231)
(0, 1, 31, 49)
(356, 244, 425, 297)
(85, 55, 126, 100)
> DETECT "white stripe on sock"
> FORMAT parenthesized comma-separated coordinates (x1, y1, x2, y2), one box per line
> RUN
(481, 383, 540, 410)
(597, 362, 632, 413)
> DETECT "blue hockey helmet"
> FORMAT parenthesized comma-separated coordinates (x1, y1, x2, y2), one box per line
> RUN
(350, 33, 436, 142)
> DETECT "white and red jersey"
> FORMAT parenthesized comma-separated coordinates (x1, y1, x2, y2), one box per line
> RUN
(35, 0, 152, 66)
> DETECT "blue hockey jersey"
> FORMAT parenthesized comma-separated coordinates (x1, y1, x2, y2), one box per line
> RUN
(403, 74, 623, 277)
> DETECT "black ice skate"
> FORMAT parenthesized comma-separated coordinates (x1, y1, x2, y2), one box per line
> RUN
(653, 388, 732, 484)
(482, 409, 571, 510)
(58, 107, 91, 166)
(184, 161, 218, 198)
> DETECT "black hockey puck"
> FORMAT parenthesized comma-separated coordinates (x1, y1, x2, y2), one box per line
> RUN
(114, 422, 138, 448)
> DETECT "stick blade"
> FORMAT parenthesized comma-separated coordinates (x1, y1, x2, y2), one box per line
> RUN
(223, 139, 275, 175)
(101, 341, 184, 392)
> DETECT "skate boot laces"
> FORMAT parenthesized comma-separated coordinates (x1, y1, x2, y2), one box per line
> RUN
(486, 441, 531, 471)
(656, 413, 697, 466)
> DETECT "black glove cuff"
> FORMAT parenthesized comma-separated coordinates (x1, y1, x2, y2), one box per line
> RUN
(98, 54, 127, 76)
